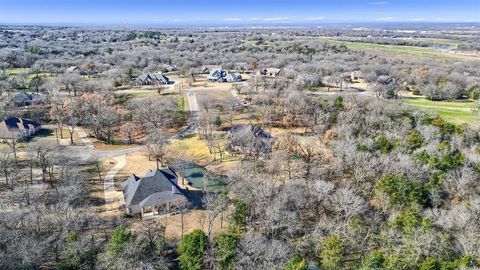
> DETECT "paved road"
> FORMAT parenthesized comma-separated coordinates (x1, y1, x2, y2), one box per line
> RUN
(172, 91, 199, 139)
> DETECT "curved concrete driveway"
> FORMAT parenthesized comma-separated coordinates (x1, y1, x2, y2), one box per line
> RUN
(101, 90, 201, 213)
(104, 155, 126, 212)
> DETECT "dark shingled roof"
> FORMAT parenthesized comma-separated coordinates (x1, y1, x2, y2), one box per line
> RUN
(0, 117, 41, 138)
(10, 93, 45, 107)
(122, 167, 189, 209)
(229, 124, 271, 139)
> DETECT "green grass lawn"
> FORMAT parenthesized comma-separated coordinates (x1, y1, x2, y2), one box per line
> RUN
(4, 68, 30, 75)
(404, 97, 479, 127)
(314, 36, 474, 61)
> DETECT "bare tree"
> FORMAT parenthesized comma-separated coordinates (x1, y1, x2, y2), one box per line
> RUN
(147, 129, 169, 168)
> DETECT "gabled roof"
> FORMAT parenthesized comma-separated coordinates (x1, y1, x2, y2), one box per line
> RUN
(230, 124, 271, 139)
(137, 73, 151, 82)
(66, 66, 79, 72)
(11, 93, 45, 106)
(136, 73, 170, 84)
(122, 167, 186, 209)
(0, 117, 41, 138)
(208, 69, 227, 80)
(376, 75, 396, 85)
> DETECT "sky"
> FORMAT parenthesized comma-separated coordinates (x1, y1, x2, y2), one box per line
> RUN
(0, 0, 479, 25)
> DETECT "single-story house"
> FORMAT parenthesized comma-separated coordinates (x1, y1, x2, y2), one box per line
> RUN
(161, 64, 178, 72)
(226, 73, 243, 82)
(201, 65, 222, 74)
(207, 69, 228, 82)
(258, 68, 281, 77)
(228, 124, 273, 155)
(350, 71, 364, 82)
(122, 167, 191, 218)
(66, 66, 79, 73)
(136, 73, 170, 85)
(0, 117, 41, 140)
(376, 75, 396, 86)
(10, 93, 46, 107)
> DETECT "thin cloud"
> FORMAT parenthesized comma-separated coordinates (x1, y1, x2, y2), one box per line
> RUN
(262, 17, 290, 21)
(375, 17, 396, 21)
(307, 16, 324, 21)
(224, 18, 241, 21)
(409, 18, 426, 21)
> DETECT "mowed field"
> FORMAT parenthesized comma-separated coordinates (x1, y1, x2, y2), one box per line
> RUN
(314, 36, 478, 61)
(403, 97, 478, 127)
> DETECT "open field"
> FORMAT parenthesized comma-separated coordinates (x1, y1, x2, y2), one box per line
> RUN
(403, 97, 478, 127)
(4, 67, 30, 75)
(313, 36, 478, 61)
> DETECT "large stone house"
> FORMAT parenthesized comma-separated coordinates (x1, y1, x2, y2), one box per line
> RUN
(0, 117, 41, 140)
(135, 73, 170, 86)
(122, 167, 191, 218)
(207, 69, 228, 82)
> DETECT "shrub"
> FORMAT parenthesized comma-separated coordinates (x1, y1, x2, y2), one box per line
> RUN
(373, 136, 395, 154)
(415, 150, 431, 165)
(429, 150, 464, 172)
(406, 129, 423, 150)
(214, 115, 222, 127)
(431, 118, 459, 136)
(232, 200, 247, 231)
(107, 226, 132, 256)
(320, 235, 344, 270)
(419, 257, 441, 270)
(357, 144, 368, 152)
(215, 232, 238, 270)
(376, 174, 425, 207)
(360, 250, 386, 270)
(333, 96, 344, 110)
(178, 229, 208, 270)
(392, 205, 431, 234)
(285, 254, 308, 270)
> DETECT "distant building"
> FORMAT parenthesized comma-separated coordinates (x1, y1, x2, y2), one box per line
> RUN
(66, 66, 79, 73)
(376, 75, 396, 86)
(161, 64, 178, 72)
(226, 73, 243, 82)
(258, 68, 281, 77)
(10, 92, 46, 107)
(122, 168, 191, 218)
(135, 73, 170, 85)
(350, 71, 364, 82)
(0, 117, 41, 140)
(207, 69, 228, 82)
(201, 65, 222, 74)
(228, 124, 273, 155)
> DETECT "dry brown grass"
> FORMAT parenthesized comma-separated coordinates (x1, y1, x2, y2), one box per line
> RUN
(127, 208, 232, 241)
